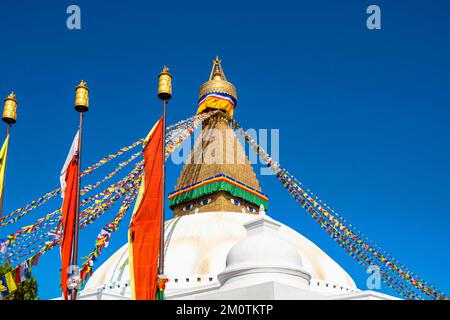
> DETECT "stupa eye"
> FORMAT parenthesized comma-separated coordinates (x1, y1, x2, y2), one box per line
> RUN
(230, 198, 240, 206)
(199, 198, 212, 206)
(247, 206, 256, 213)
(182, 204, 194, 211)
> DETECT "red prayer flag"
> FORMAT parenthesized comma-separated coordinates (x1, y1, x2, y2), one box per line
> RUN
(14, 265, 21, 284)
(60, 131, 80, 300)
(128, 118, 164, 300)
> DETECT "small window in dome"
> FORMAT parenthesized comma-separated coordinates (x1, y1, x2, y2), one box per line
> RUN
(199, 198, 212, 206)
(230, 198, 240, 206)
(182, 203, 194, 211)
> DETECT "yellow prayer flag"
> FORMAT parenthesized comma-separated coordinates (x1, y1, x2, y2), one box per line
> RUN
(4, 271, 17, 293)
(0, 135, 10, 205)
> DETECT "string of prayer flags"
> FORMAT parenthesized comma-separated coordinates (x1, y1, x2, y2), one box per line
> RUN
(0, 110, 219, 298)
(230, 118, 448, 301)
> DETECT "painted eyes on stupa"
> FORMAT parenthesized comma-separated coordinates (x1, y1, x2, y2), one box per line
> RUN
(182, 204, 194, 211)
(230, 198, 241, 206)
(247, 206, 256, 213)
(182, 199, 212, 211)
(199, 198, 212, 206)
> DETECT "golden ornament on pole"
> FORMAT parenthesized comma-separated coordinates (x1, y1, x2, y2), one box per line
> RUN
(75, 80, 89, 112)
(157, 65, 172, 283)
(2, 92, 18, 124)
(0, 91, 16, 217)
(158, 66, 172, 101)
(70, 80, 89, 300)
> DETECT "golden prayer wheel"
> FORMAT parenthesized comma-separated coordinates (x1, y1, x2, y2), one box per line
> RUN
(158, 66, 172, 101)
(75, 80, 89, 112)
(3, 92, 18, 124)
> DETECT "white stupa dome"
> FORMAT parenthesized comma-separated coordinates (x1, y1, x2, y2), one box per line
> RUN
(82, 212, 356, 298)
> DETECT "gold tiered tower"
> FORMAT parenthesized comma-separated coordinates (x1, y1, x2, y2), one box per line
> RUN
(196, 57, 237, 117)
(169, 58, 268, 216)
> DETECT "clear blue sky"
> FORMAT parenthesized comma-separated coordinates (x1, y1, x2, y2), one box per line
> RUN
(0, 0, 449, 299)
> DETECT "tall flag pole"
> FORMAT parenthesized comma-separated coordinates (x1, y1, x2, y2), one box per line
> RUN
(156, 66, 172, 299)
(60, 81, 89, 300)
(71, 80, 89, 300)
(127, 118, 164, 299)
(59, 129, 80, 300)
(127, 67, 172, 300)
(0, 92, 18, 217)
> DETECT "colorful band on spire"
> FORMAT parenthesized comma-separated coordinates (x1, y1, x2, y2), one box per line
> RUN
(196, 92, 236, 117)
(168, 174, 268, 209)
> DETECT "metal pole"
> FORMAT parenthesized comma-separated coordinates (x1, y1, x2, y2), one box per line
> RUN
(0, 124, 10, 217)
(70, 112, 83, 300)
(158, 100, 166, 275)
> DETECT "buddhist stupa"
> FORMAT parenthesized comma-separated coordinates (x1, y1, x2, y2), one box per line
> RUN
(75, 58, 397, 300)
(169, 57, 266, 217)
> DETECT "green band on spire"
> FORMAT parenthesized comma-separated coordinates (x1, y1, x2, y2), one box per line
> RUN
(168, 180, 268, 210)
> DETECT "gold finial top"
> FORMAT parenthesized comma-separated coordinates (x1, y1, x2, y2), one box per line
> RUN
(77, 80, 89, 90)
(6, 92, 16, 101)
(196, 57, 237, 117)
(209, 56, 227, 81)
(161, 66, 170, 74)
(199, 57, 237, 104)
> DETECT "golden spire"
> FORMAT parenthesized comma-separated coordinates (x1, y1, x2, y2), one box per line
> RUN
(209, 56, 227, 81)
(197, 57, 237, 117)
(170, 113, 265, 217)
(172, 59, 265, 217)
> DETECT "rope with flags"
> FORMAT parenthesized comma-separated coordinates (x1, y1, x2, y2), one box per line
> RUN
(3, 111, 212, 261)
(230, 117, 448, 301)
(79, 112, 216, 287)
(0, 111, 214, 229)
(0, 189, 60, 228)
(80, 180, 141, 282)
(1, 108, 446, 300)
(271, 167, 446, 300)
(0, 142, 142, 229)
(0, 111, 215, 296)
(3, 163, 143, 264)
(272, 168, 444, 300)
(1, 156, 145, 256)
(0, 151, 141, 229)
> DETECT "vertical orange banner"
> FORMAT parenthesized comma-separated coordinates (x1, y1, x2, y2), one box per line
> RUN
(128, 118, 164, 300)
